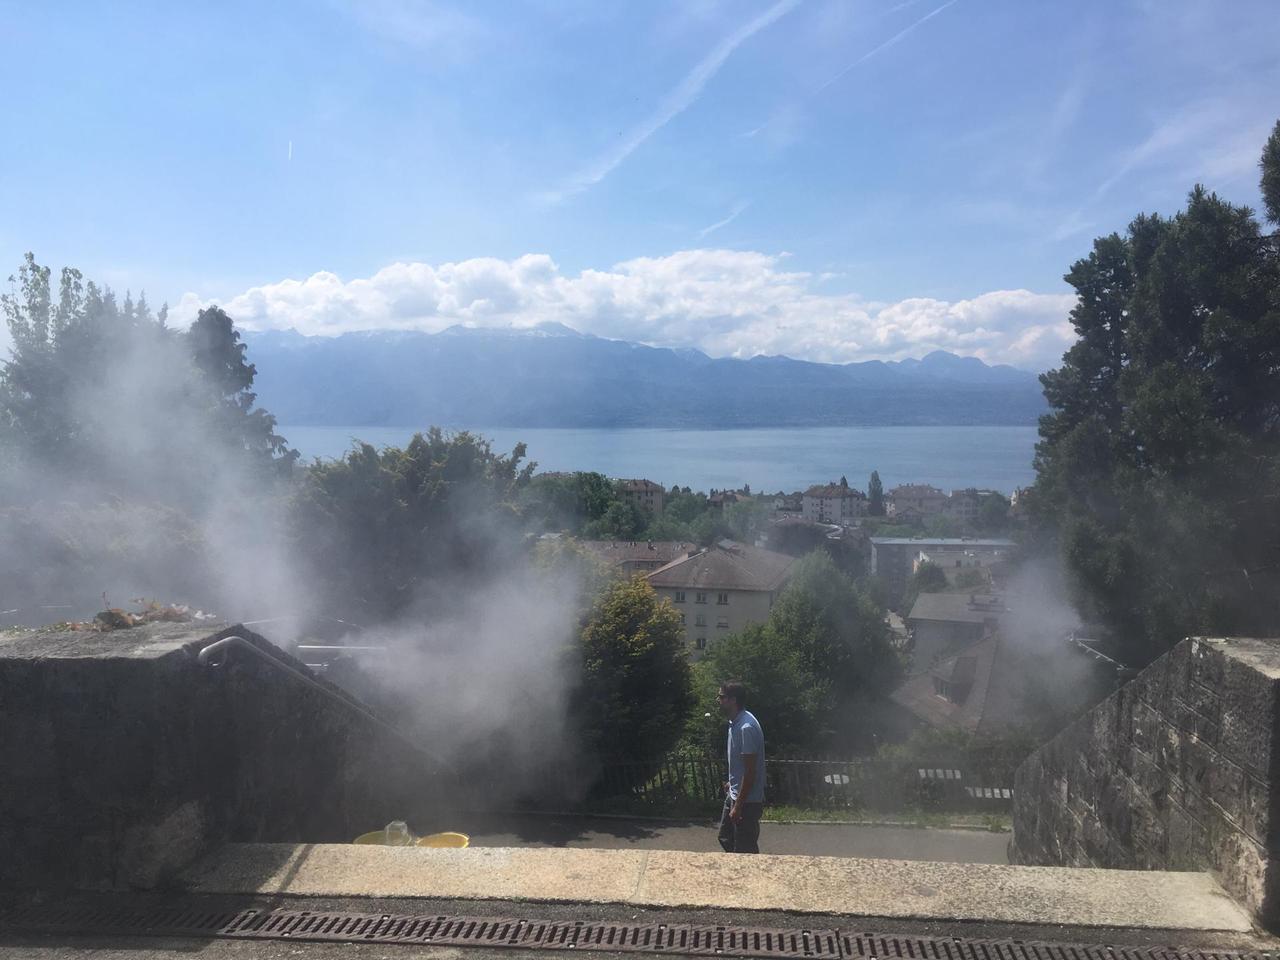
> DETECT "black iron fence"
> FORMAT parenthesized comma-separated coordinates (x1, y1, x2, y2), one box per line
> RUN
(522, 752, 1013, 814)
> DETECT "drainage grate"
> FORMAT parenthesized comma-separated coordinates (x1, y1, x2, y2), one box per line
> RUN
(1, 904, 1272, 960)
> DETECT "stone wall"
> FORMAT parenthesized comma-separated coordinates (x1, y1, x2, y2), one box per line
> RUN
(1011, 636, 1280, 926)
(0, 622, 451, 893)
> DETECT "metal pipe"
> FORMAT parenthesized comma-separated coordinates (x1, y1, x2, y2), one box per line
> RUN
(197, 635, 453, 773)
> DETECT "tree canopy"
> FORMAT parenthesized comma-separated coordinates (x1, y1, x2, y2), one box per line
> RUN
(1031, 126, 1280, 666)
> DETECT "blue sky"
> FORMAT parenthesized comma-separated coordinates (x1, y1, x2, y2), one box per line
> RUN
(2, 0, 1277, 369)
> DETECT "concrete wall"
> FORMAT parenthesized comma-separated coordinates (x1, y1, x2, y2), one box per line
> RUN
(1011, 636, 1280, 927)
(0, 622, 449, 894)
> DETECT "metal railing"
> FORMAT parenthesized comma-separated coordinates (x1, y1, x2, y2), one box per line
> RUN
(197, 635, 454, 775)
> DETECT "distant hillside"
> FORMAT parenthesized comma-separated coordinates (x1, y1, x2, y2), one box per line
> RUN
(243, 325, 1048, 428)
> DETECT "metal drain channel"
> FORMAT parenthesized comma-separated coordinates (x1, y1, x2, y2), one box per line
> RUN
(1, 904, 1272, 960)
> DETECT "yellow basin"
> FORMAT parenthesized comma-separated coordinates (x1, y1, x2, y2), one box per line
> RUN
(416, 832, 470, 848)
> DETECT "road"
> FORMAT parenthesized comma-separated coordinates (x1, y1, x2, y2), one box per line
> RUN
(435, 813, 1010, 864)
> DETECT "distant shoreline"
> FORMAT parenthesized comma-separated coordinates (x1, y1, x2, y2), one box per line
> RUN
(280, 424, 1039, 494)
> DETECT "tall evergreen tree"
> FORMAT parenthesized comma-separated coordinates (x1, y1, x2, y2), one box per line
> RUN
(867, 470, 884, 516)
(1032, 125, 1280, 666)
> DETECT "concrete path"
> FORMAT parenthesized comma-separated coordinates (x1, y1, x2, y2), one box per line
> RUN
(450, 813, 1011, 864)
(182, 843, 1254, 932)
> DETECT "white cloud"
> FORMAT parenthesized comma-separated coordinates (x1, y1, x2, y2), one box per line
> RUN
(172, 249, 1078, 370)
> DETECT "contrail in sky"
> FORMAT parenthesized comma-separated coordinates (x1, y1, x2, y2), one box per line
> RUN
(541, 0, 801, 204)
(815, 0, 960, 94)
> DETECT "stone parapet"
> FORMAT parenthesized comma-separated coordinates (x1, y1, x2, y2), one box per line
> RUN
(0, 623, 446, 893)
(1012, 636, 1280, 927)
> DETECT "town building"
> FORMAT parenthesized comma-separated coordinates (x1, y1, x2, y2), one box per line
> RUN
(887, 483, 947, 520)
(913, 543, 1011, 585)
(905, 591, 1007, 675)
(945, 488, 983, 523)
(870, 536, 1016, 605)
(618, 478, 664, 515)
(646, 541, 796, 658)
(578, 540, 696, 577)
(801, 482, 865, 525)
(708, 489, 747, 513)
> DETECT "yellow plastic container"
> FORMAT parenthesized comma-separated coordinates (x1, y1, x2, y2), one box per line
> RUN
(353, 830, 411, 845)
(416, 832, 470, 848)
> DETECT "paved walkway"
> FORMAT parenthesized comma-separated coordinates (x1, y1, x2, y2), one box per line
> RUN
(450, 814, 1011, 864)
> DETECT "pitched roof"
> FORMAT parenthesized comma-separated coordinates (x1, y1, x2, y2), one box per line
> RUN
(907, 592, 1007, 624)
(579, 540, 694, 565)
(803, 483, 864, 498)
(619, 479, 663, 492)
(646, 542, 796, 592)
(889, 484, 946, 498)
(889, 634, 1003, 734)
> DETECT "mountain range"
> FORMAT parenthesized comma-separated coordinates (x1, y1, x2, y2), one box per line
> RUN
(243, 324, 1048, 428)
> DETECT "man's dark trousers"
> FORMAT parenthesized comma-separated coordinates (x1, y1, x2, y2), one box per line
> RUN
(718, 797, 763, 853)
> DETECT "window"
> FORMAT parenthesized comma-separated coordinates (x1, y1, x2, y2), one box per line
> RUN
(716, 591, 728, 605)
(674, 591, 685, 603)
(717, 618, 729, 629)
(695, 592, 707, 604)
(695, 637, 707, 650)
(679, 613, 686, 625)
(955, 559, 962, 567)
(695, 613, 706, 627)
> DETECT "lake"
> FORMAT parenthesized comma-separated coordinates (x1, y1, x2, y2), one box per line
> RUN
(280, 425, 1039, 494)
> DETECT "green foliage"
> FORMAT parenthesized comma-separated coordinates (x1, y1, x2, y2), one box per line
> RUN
(0, 253, 293, 503)
(867, 471, 884, 516)
(574, 577, 694, 771)
(903, 561, 948, 613)
(692, 622, 831, 753)
(1262, 119, 1280, 225)
(290, 428, 534, 617)
(582, 499, 647, 540)
(976, 492, 1010, 533)
(1033, 135, 1280, 666)
(955, 568, 987, 589)
(521, 470, 619, 533)
(186, 306, 298, 476)
(922, 513, 962, 538)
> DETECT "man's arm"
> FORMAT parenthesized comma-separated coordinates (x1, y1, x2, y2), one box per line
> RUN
(731, 754, 757, 821)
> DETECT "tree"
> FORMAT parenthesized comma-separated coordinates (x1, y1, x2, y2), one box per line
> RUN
(690, 623, 830, 753)
(573, 578, 694, 775)
(1262, 119, 1280, 225)
(187, 306, 297, 477)
(1032, 125, 1280, 666)
(767, 552, 900, 709)
(291, 428, 534, 617)
(976, 492, 1010, 533)
(867, 471, 885, 516)
(904, 561, 948, 614)
(582, 499, 646, 540)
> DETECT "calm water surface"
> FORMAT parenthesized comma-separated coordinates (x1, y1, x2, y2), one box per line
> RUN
(281, 425, 1038, 494)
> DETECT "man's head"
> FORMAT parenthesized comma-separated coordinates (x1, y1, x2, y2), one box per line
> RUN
(717, 680, 747, 718)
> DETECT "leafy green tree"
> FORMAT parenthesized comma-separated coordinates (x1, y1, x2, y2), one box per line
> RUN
(291, 428, 534, 617)
(574, 577, 694, 772)
(1262, 119, 1280, 224)
(767, 552, 900, 707)
(976, 492, 1010, 533)
(1032, 127, 1280, 665)
(867, 471, 885, 516)
(691, 623, 830, 753)
(187, 306, 297, 477)
(582, 499, 646, 540)
(664, 489, 711, 525)
(903, 561, 948, 614)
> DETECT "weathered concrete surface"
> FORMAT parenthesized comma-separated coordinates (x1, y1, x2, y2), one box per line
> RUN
(180, 842, 1253, 931)
(0, 623, 450, 894)
(7, 890, 1279, 960)
(1012, 636, 1280, 927)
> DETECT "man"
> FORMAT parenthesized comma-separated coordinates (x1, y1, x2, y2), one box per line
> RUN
(717, 680, 765, 854)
